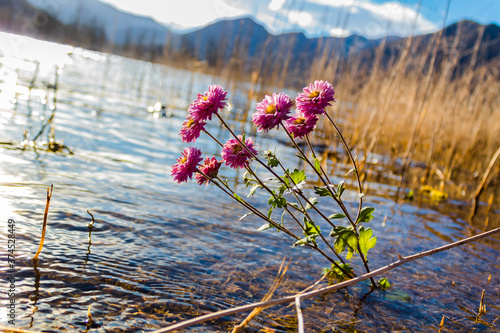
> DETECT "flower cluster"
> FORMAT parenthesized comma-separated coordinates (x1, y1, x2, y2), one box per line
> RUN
(221, 135, 258, 169)
(180, 85, 228, 143)
(171, 147, 203, 183)
(252, 80, 335, 139)
(172, 80, 335, 184)
(196, 156, 222, 185)
(296, 80, 335, 116)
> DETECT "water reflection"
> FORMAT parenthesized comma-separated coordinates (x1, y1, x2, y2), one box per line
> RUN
(0, 33, 499, 332)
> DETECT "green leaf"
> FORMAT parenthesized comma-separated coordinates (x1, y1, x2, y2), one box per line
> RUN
(378, 278, 391, 291)
(324, 262, 354, 283)
(357, 207, 375, 223)
(294, 218, 321, 247)
(248, 184, 260, 197)
(268, 193, 287, 209)
(329, 225, 351, 237)
(257, 223, 272, 231)
(328, 213, 346, 220)
(358, 226, 377, 258)
(314, 186, 332, 197)
(289, 169, 306, 185)
(314, 158, 321, 173)
(296, 153, 306, 161)
(268, 157, 279, 168)
(332, 227, 353, 254)
(303, 218, 320, 237)
(345, 232, 358, 259)
(345, 168, 355, 177)
(335, 180, 345, 198)
(234, 193, 244, 204)
(288, 202, 299, 210)
(305, 197, 319, 210)
(293, 236, 317, 247)
(239, 212, 252, 221)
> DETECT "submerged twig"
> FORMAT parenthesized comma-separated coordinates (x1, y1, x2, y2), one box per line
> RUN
(231, 259, 290, 333)
(33, 185, 53, 261)
(295, 296, 305, 333)
(0, 325, 43, 333)
(87, 210, 95, 227)
(151, 227, 500, 333)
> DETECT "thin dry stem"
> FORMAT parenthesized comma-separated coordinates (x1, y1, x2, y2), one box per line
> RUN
(231, 259, 290, 333)
(33, 184, 53, 261)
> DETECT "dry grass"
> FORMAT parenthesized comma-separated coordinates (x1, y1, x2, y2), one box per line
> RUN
(310, 23, 500, 193)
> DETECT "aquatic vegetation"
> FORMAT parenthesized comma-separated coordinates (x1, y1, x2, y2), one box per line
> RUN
(172, 81, 381, 286)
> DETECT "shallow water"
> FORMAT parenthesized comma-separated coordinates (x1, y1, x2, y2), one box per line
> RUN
(0, 33, 499, 332)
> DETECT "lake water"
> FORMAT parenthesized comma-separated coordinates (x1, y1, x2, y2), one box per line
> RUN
(0, 32, 499, 332)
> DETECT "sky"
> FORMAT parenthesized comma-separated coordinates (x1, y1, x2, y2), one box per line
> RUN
(96, 0, 500, 39)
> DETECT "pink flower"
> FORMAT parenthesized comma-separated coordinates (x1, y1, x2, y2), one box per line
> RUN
(252, 92, 293, 132)
(285, 111, 319, 139)
(171, 147, 203, 183)
(196, 156, 222, 185)
(221, 135, 258, 169)
(180, 114, 206, 143)
(188, 85, 228, 122)
(296, 80, 335, 116)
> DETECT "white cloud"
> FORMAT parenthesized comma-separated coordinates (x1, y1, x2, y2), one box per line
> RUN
(288, 10, 312, 27)
(269, 0, 286, 11)
(303, 0, 438, 37)
(330, 27, 349, 37)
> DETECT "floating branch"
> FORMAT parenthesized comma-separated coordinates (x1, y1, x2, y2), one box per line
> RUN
(152, 227, 500, 333)
(33, 185, 53, 261)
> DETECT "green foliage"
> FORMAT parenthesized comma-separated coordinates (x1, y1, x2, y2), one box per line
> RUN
(268, 191, 287, 209)
(357, 207, 375, 223)
(345, 168, 355, 176)
(289, 169, 306, 185)
(331, 226, 357, 259)
(328, 213, 346, 220)
(263, 150, 280, 168)
(248, 184, 260, 197)
(314, 158, 321, 173)
(335, 180, 345, 199)
(234, 193, 244, 204)
(323, 262, 354, 283)
(257, 223, 272, 231)
(296, 153, 306, 161)
(378, 277, 391, 291)
(358, 226, 377, 258)
(293, 218, 320, 247)
(305, 197, 319, 210)
(314, 186, 332, 197)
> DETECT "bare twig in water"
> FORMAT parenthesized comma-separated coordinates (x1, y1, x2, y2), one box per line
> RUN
(151, 227, 500, 333)
(438, 315, 445, 333)
(87, 210, 95, 227)
(231, 259, 290, 333)
(0, 325, 43, 333)
(33, 185, 53, 261)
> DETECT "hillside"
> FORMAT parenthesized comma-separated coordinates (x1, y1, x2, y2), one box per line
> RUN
(2, 0, 499, 81)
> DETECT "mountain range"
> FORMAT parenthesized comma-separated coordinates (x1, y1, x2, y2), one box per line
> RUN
(1, 0, 499, 78)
